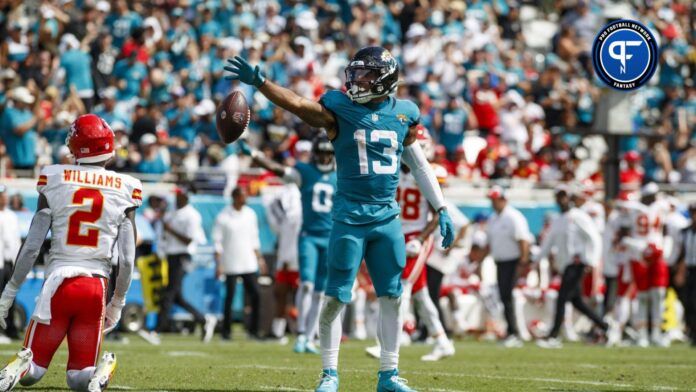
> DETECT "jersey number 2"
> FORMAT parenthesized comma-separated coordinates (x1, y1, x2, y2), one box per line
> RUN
(354, 129, 397, 175)
(67, 188, 104, 247)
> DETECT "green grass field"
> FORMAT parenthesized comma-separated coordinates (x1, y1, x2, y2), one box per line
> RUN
(3, 335, 696, 391)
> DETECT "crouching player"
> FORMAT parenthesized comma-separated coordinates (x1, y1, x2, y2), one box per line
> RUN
(366, 125, 455, 361)
(0, 114, 141, 391)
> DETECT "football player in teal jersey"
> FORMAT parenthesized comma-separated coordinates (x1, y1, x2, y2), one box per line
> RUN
(239, 136, 337, 355)
(225, 46, 455, 392)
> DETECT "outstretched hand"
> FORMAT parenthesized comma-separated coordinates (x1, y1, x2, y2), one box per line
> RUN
(224, 56, 266, 88)
(438, 209, 455, 249)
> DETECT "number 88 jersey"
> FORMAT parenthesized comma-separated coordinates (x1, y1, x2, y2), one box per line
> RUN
(397, 164, 448, 234)
(37, 164, 143, 274)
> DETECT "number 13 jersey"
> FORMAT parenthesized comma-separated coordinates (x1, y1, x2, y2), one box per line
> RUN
(37, 164, 143, 275)
(320, 90, 420, 225)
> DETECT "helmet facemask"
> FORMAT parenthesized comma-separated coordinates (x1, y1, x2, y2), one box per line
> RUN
(345, 66, 393, 104)
(313, 140, 335, 172)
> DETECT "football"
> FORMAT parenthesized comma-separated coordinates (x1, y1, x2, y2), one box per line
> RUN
(216, 91, 250, 143)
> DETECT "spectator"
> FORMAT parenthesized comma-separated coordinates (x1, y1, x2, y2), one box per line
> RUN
(156, 187, 213, 339)
(2, 87, 39, 171)
(485, 185, 531, 348)
(212, 187, 265, 340)
(620, 151, 645, 189)
(59, 34, 95, 110)
(134, 133, 170, 180)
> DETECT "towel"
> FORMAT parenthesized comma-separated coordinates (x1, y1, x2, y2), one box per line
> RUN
(33, 266, 93, 324)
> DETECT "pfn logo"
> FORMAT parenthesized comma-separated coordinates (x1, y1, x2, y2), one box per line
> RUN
(608, 41, 642, 74)
(592, 20, 657, 91)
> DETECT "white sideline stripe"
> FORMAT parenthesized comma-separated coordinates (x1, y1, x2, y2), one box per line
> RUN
(109, 386, 134, 390)
(166, 351, 209, 357)
(231, 364, 686, 391)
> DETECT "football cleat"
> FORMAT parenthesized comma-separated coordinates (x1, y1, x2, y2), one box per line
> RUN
(365, 345, 381, 359)
(315, 369, 339, 392)
(294, 335, 307, 354)
(87, 352, 117, 392)
(536, 337, 563, 349)
(501, 335, 523, 348)
(605, 318, 622, 348)
(377, 369, 416, 392)
(305, 341, 320, 355)
(421, 340, 455, 362)
(0, 348, 32, 392)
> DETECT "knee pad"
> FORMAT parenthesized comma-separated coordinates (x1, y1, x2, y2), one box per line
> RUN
(19, 362, 47, 387)
(66, 367, 95, 391)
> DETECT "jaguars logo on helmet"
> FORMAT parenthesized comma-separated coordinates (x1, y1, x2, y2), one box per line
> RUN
(344, 46, 399, 104)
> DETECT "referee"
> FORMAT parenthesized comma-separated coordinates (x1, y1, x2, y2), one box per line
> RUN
(485, 186, 531, 348)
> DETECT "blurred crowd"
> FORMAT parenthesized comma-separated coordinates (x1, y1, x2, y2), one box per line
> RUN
(0, 0, 694, 186)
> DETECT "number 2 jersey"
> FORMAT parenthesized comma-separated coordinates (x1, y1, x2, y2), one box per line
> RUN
(37, 164, 143, 276)
(320, 90, 420, 225)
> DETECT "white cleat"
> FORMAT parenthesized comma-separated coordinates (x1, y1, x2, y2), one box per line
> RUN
(536, 337, 563, 349)
(87, 352, 117, 392)
(636, 337, 650, 348)
(0, 335, 11, 345)
(203, 315, 217, 344)
(501, 335, 524, 348)
(365, 345, 381, 359)
(605, 318, 622, 348)
(421, 340, 455, 361)
(0, 348, 32, 392)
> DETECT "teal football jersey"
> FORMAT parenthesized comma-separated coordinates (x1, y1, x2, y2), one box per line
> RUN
(294, 161, 337, 235)
(320, 90, 420, 225)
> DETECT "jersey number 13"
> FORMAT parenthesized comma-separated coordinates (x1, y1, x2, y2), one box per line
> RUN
(354, 129, 398, 175)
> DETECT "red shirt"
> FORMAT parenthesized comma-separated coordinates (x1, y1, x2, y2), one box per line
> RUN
(471, 88, 500, 131)
(620, 168, 644, 186)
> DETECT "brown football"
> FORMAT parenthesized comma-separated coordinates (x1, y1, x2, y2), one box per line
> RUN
(216, 91, 250, 143)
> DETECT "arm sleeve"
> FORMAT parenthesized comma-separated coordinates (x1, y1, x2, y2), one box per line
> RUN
(512, 211, 531, 241)
(401, 142, 445, 211)
(5, 209, 52, 297)
(113, 217, 136, 303)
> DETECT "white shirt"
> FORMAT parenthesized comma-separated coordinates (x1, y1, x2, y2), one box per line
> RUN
(486, 205, 531, 262)
(213, 205, 261, 275)
(0, 208, 20, 263)
(536, 208, 602, 271)
(681, 224, 696, 267)
(580, 199, 605, 233)
(160, 204, 206, 255)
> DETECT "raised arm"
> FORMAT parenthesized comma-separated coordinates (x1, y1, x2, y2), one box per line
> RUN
(224, 56, 336, 136)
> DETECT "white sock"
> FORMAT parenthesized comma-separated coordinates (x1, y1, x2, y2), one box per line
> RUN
(564, 302, 575, 335)
(634, 291, 650, 334)
(650, 287, 666, 337)
(272, 318, 287, 338)
(615, 296, 631, 326)
(295, 281, 314, 335)
(400, 280, 414, 327)
(378, 296, 402, 372)
(319, 297, 345, 370)
(19, 362, 46, 386)
(65, 367, 96, 391)
(305, 291, 325, 342)
(413, 289, 446, 342)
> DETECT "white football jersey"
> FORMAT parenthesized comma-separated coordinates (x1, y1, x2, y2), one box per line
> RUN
(37, 164, 143, 276)
(397, 172, 431, 235)
(619, 199, 668, 251)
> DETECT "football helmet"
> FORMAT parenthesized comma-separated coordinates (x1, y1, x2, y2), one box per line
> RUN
(344, 46, 399, 104)
(66, 114, 115, 164)
(312, 134, 335, 173)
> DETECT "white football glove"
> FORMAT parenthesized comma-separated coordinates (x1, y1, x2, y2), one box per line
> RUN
(405, 239, 422, 258)
(0, 292, 15, 330)
(104, 297, 126, 334)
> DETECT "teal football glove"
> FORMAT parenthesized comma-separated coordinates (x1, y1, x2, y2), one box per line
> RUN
(224, 56, 266, 88)
(238, 139, 254, 156)
(438, 209, 455, 248)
